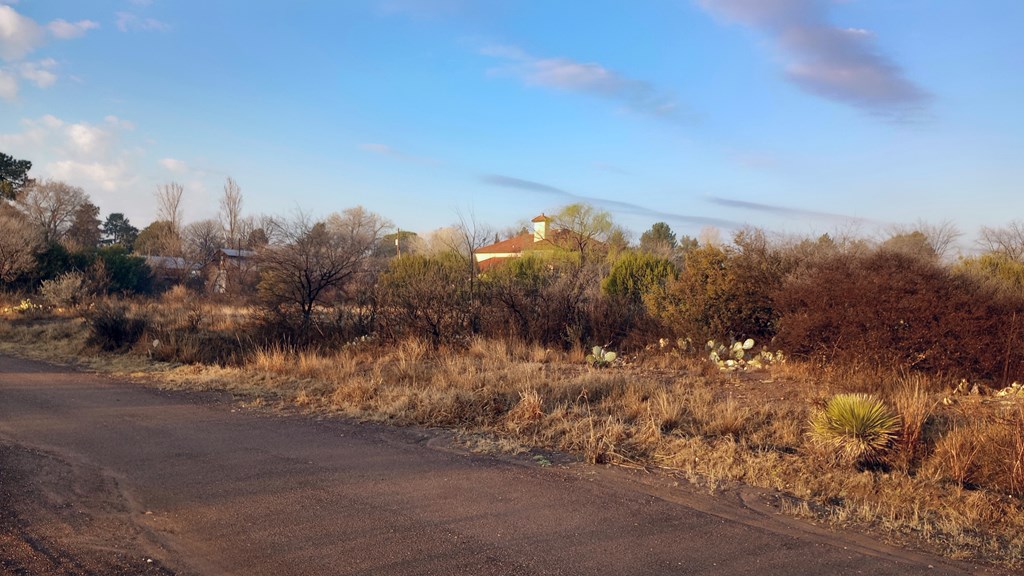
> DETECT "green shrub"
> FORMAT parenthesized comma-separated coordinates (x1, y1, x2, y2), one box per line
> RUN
(648, 229, 787, 343)
(376, 252, 474, 346)
(954, 253, 1024, 297)
(809, 393, 901, 465)
(602, 251, 675, 305)
(96, 246, 152, 295)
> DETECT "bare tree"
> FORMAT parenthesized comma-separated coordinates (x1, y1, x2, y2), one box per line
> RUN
(183, 219, 225, 270)
(155, 182, 184, 234)
(421, 226, 464, 256)
(978, 221, 1024, 263)
(152, 182, 185, 256)
(257, 207, 391, 336)
(17, 179, 88, 244)
(323, 206, 392, 251)
(883, 220, 962, 261)
(452, 209, 494, 260)
(919, 220, 962, 260)
(219, 177, 244, 251)
(698, 226, 723, 248)
(248, 213, 282, 247)
(0, 209, 41, 282)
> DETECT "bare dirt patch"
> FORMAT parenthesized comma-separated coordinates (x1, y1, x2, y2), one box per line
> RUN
(0, 441, 174, 575)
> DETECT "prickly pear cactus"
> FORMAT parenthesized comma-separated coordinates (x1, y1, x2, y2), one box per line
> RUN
(705, 338, 784, 371)
(586, 345, 618, 368)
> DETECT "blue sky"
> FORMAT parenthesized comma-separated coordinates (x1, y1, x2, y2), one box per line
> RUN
(2, 0, 1022, 247)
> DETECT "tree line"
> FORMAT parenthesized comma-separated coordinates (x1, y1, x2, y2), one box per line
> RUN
(4, 151, 1024, 382)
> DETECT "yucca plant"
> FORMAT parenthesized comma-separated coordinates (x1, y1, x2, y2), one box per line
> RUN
(809, 393, 901, 465)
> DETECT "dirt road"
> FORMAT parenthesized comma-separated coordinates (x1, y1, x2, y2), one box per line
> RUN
(0, 355, 1000, 575)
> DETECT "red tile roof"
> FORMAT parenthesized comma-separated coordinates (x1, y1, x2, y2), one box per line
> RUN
(474, 228, 583, 271)
(474, 230, 570, 255)
(475, 232, 533, 255)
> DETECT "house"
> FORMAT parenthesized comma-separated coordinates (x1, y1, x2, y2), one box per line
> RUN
(212, 248, 257, 294)
(144, 256, 200, 280)
(143, 255, 202, 291)
(473, 214, 569, 271)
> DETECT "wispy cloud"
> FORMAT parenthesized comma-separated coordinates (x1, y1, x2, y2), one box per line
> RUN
(481, 174, 569, 196)
(16, 58, 57, 88)
(482, 173, 742, 230)
(160, 158, 188, 173)
(593, 162, 631, 176)
(116, 12, 169, 33)
(47, 19, 99, 40)
(0, 69, 16, 99)
(697, 0, 929, 118)
(481, 44, 682, 119)
(359, 143, 439, 165)
(707, 195, 872, 224)
(0, 5, 98, 99)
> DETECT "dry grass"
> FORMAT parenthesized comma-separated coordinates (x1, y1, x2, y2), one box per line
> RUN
(3, 306, 1024, 567)
(891, 375, 935, 470)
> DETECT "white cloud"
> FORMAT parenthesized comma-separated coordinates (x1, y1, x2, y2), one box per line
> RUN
(116, 12, 169, 33)
(160, 157, 188, 172)
(0, 6, 98, 98)
(0, 116, 51, 149)
(0, 4, 44, 61)
(18, 58, 56, 87)
(2, 114, 130, 170)
(66, 122, 113, 157)
(482, 44, 680, 119)
(0, 67, 16, 99)
(47, 19, 99, 40)
(40, 114, 63, 129)
(49, 159, 133, 192)
(105, 115, 136, 130)
(526, 58, 616, 91)
(0, 113, 149, 219)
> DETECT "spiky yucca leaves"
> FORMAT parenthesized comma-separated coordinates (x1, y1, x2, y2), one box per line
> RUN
(810, 394, 901, 465)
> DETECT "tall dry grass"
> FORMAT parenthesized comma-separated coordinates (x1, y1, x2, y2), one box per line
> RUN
(891, 375, 935, 470)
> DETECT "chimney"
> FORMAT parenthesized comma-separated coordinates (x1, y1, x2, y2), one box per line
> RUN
(532, 213, 551, 242)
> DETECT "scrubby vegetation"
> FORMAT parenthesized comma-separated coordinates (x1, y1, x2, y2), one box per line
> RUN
(4, 158, 1024, 567)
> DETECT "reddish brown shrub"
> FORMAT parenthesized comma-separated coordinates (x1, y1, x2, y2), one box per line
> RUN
(774, 249, 1024, 382)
